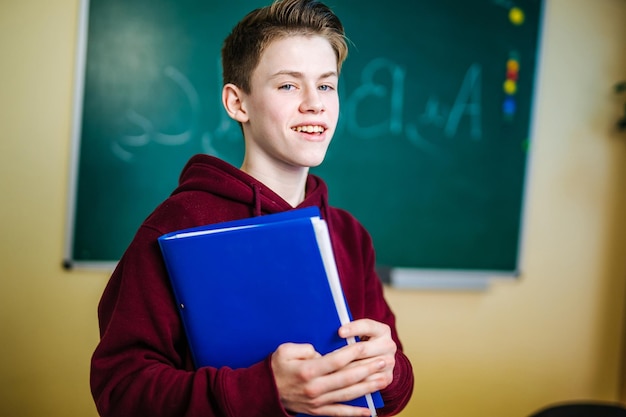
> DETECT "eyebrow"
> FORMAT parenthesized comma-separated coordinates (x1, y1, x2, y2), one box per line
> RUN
(270, 70, 338, 80)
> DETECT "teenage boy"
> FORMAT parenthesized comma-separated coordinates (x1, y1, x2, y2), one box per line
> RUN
(90, 0, 414, 416)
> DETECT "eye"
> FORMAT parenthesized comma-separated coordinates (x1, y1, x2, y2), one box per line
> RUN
(318, 84, 335, 92)
(279, 84, 296, 91)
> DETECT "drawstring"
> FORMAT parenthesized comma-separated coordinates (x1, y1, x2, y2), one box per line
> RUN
(252, 184, 262, 217)
(319, 195, 330, 223)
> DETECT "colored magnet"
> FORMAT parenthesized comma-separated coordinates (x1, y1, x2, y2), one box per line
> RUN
(509, 7, 525, 25)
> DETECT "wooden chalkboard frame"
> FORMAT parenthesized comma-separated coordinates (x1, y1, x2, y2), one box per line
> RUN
(63, 0, 543, 288)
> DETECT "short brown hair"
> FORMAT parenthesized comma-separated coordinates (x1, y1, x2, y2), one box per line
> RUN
(221, 0, 348, 93)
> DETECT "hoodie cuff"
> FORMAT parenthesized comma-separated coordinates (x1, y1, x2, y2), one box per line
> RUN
(218, 356, 292, 417)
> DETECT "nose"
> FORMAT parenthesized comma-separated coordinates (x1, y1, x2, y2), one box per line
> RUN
(299, 86, 324, 113)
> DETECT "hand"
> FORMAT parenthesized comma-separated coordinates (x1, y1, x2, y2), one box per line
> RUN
(338, 319, 396, 389)
(270, 319, 396, 416)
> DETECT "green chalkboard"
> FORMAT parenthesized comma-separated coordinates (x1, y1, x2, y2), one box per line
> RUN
(66, 0, 544, 271)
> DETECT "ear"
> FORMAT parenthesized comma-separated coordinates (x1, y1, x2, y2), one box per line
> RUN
(222, 83, 249, 123)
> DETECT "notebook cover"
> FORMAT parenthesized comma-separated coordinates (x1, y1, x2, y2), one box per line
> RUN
(158, 208, 383, 413)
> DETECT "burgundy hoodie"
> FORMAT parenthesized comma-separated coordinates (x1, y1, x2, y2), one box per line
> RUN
(90, 154, 413, 417)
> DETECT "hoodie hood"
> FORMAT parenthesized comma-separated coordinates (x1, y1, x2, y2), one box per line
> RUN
(171, 154, 330, 218)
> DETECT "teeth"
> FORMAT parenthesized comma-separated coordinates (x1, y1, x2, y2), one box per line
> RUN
(293, 125, 325, 133)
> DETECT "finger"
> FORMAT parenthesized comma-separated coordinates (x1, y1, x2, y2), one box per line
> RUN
(311, 353, 387, 394)
(307, 404, 372, 417)
(274, 342, 321, 361)
(309, 371, 387, 411)
(339, 324, 397, 363)
(341, 356, 384, 370)
(313, 341, 370, 375)
(339, 319, 389, 340)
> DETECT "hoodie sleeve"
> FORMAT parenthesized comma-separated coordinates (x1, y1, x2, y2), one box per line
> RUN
(328, 210, 415, 416)
(360, 230, 415, 417)
(363, 269, 415, 416)
(90, 225, 291, 417)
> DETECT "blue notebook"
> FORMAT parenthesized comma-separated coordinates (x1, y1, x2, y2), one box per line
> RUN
(158, 207, 383, 416)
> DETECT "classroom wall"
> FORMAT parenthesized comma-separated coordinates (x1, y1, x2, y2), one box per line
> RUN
(1, 0, 625, 416)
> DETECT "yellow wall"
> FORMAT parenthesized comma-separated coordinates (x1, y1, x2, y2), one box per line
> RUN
(1, 0, 625, 416)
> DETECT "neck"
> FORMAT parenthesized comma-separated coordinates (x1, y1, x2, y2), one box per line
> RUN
(240, 161, 309, 208)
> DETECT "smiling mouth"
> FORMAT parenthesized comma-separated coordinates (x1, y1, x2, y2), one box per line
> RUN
(292, 125, 325, 133)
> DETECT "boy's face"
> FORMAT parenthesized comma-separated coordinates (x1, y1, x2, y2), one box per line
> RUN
(236, 35, 339, 173)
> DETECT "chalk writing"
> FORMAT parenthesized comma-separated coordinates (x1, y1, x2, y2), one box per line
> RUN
(344, 58, 405, 139)
(345, 59, 483, 144)
(444, 63, 482, 140)
(112, 66, 200, 161)
(112, 58, 483, 162)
